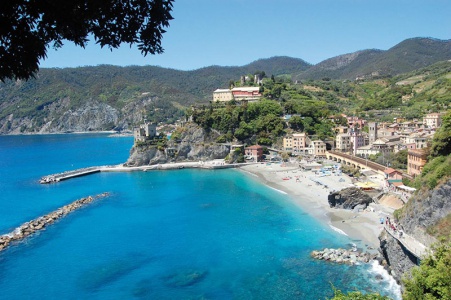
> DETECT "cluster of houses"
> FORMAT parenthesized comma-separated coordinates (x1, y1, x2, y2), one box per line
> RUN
(139, 84, 445, 182)
(283, 112, 444, 178)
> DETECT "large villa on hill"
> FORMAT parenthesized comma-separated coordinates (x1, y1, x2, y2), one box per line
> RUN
(213, 87, 262, 103)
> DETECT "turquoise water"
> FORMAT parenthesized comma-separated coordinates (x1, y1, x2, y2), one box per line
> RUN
(0, 134, 398, 299)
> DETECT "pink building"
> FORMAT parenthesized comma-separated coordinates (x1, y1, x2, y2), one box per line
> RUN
(245, 145, 263, 162)
(384, 168, 403, 180)
(231, 87, 262, 102)
(349, 129, 365, 155)
(346, 115, 366, 129)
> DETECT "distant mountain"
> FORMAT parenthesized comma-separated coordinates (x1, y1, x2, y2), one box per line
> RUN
(296, 37, 451, 80)
(0, 57, 310, 134)
(0, 37, 449, 134)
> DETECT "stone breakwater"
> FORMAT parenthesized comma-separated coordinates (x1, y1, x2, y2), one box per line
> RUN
(311, 248, 381, 265)
(0, 193, 109, 252)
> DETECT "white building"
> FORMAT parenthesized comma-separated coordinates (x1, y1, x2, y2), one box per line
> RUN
(423, 112, 443, 128)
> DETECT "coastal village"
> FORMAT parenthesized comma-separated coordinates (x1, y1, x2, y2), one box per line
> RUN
(133, 79, 442, 200)
(2, 1, 451, 297)
(125, 81, 447, 268)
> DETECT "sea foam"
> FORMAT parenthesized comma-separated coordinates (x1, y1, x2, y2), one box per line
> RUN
(368, 260, 402, 300)
(329, 224, 348, 236)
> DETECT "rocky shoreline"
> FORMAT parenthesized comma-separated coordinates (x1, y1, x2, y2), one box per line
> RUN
(311, 247, 382, 265)
(0, 193, 109, 252)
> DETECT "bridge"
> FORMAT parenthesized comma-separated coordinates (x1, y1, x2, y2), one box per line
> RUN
(384, 224, 429, 264)
(326, 151, 388, 176)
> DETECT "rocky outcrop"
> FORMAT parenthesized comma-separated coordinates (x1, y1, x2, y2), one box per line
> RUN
(397, 179, 451, 246)
(125, 123, 231, 167)
(328, 187, 373, 210)
(311, 247, 381, 265)
(0, 193, 109, 252)
(378, 179, 451, 284)
(379, 231, 418, 283)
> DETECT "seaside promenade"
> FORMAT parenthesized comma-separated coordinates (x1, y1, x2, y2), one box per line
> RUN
(384, 224, 429, 262)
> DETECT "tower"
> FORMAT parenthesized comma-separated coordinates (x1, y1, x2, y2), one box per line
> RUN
(368, 122, 378, 144)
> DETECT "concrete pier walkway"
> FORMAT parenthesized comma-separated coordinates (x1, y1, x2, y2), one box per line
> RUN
(39, 161, 258, 184)
(40, 166, 102, 183)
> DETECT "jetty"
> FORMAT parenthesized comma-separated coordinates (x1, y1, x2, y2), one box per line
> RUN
(39, 166, 102, 183)
(39, 161, 257, 184)
(0, 193, 109, 252)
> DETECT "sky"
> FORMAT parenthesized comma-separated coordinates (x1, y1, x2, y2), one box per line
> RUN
(39, 0, 451, 71)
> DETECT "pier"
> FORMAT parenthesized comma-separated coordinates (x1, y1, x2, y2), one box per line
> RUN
(39, 162, 257, 184)
(40, 166, 102, 183)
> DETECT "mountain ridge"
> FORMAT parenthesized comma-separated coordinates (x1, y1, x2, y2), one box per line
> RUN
(0, 37, 450, 134)
(295, 37, 451, 80)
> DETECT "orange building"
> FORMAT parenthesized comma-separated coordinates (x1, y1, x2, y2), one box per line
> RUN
(407, 148, 428, 177)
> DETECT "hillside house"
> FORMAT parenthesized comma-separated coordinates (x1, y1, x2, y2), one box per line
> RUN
(384, 168, 403, 180)
(423, 112, 443, 128)
(231, 87, 262, 102)
(212, 87, 262, 103)
(212, 89, 234, 102)
(407, 148, 428, 177)
(245, 145, 263, 162)
(283, 132, 310, 155)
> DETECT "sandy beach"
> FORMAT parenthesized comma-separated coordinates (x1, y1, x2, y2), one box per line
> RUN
(238, 161, 396, 250)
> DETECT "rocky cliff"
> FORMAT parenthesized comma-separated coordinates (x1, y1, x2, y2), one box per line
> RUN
(379, 179, 451, 283)
(0, 98, 147, 134)
(125, 123, 231, 166)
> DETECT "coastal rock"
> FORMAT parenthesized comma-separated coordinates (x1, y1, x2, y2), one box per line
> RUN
(327, 187, 372, 210)
(379, 230, 418, 284)
(0, 193, 108, 253)
(310, 247, 380, 265)
(397, 179, 451, 246)
(378, 179, 451, 284)
(125, 123, 231, 167)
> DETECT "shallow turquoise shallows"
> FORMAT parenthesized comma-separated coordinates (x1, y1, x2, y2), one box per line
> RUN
(0, 134, 399, 299)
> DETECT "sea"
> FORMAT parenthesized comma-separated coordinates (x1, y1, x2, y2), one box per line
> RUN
(0, 133, 401, 299)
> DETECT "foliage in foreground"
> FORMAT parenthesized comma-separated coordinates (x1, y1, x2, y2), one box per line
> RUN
(403, 242, 451, 300)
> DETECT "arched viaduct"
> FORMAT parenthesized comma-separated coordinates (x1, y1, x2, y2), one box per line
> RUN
(326, 151, 387, 176)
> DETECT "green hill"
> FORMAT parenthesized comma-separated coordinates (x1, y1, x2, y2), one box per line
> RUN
(0, 37, 449, 134)
(296, 38, 451, 80)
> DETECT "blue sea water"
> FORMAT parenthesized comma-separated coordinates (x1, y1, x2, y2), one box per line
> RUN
(0, 134, 399, 299)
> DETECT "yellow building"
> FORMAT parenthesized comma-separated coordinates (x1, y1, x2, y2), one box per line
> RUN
(407, 148, 428, 177)
(309, 140, 327, 157)
(283, 132, 310, 155)
(212, 89, 233, 102)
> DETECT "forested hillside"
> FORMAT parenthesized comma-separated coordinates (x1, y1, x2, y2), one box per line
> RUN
(296, 38, 451, 80)
(0, 37, 449, 134)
